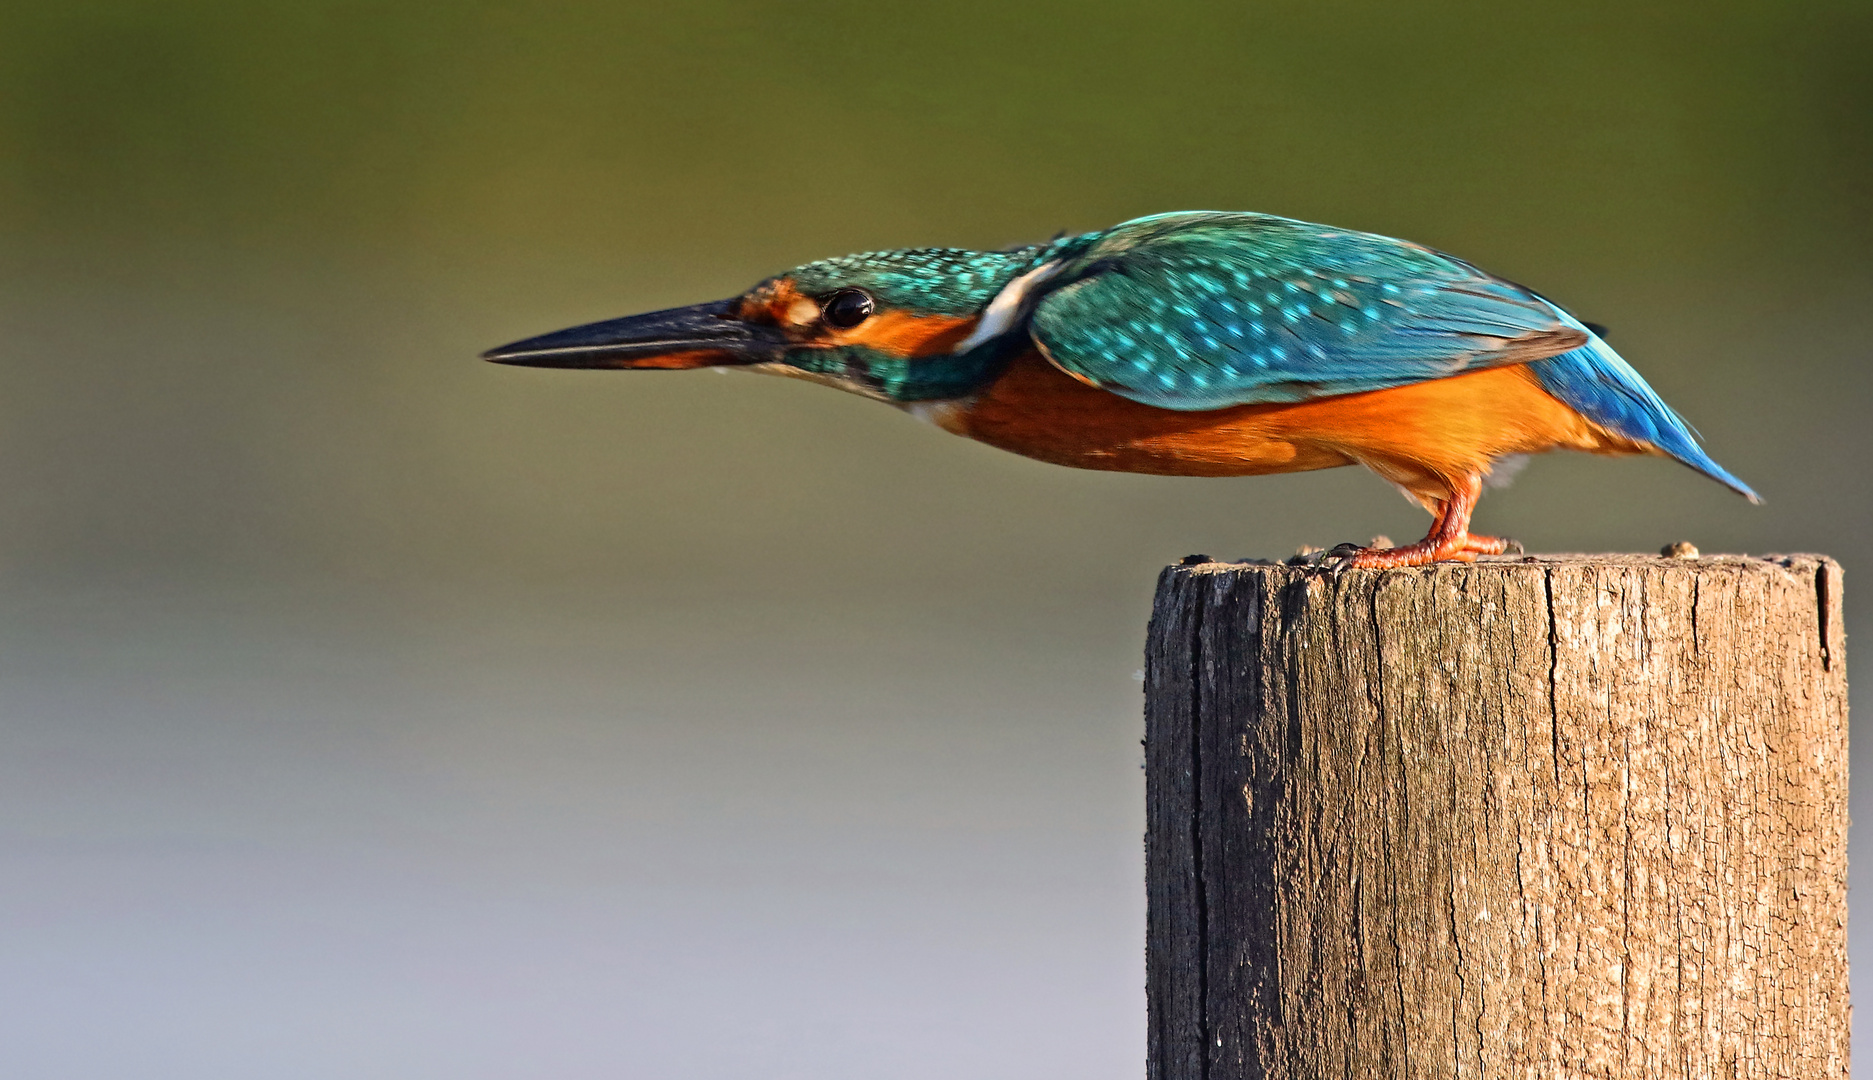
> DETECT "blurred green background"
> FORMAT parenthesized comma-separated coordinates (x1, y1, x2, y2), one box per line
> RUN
(0, 1, 1866, 1076)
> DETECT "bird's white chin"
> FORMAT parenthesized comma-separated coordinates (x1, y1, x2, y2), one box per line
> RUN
(741, 362, 895, 403)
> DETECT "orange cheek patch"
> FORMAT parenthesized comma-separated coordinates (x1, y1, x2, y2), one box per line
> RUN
(827, 312, 979, 357)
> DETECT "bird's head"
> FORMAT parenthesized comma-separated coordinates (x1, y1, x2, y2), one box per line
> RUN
(483, 243, 1077, 402)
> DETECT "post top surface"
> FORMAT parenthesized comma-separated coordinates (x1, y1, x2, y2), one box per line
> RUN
(1165, 552, 1839, 578)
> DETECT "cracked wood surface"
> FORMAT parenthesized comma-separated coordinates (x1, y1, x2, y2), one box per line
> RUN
(1145, 554, 1848, 1080)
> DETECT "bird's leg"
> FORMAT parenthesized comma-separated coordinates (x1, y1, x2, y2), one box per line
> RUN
(1341, 473, 1516, 569)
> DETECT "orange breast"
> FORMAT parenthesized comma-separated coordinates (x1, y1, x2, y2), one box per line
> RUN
(945, 353, 1652, 502)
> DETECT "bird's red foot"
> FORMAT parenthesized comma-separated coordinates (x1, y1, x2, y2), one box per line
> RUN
(1336, 532, 1521, 569)
(1328, 471, 1523, 569)
(1340, 536, 1470, 569)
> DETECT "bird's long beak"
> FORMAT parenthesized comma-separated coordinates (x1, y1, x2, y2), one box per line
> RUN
(480, 298, 789, 369)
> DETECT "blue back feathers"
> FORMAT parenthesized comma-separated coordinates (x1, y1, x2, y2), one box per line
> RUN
(1030, 212, 1580, 408)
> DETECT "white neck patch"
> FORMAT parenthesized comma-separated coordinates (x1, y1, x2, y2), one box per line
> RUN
(951, 259, 1062, 354)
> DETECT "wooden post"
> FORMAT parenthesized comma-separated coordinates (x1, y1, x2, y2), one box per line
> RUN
(1144, 554, 1848, 1080)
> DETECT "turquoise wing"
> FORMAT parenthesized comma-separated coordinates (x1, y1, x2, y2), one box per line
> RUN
(1027, 212, 1587, 411)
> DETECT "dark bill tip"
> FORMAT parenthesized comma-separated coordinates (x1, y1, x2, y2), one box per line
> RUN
(481, 298, 787, 369)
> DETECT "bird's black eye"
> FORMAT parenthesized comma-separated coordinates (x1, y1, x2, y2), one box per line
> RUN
(821, 289, 874, 329)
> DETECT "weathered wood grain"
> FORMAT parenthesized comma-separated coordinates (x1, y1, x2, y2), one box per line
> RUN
(1145, 554, 1847, 1080)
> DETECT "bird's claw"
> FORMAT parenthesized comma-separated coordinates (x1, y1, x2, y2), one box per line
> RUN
(1318, 542, 1367, 577)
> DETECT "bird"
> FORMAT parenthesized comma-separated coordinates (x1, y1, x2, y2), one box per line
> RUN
(482, 211, 1756, 568)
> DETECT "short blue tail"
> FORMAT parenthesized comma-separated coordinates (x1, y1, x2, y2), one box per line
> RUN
(1526, 329, 1759, 502)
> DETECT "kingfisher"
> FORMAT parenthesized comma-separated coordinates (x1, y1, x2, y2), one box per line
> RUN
(483, 211, 1756, 567)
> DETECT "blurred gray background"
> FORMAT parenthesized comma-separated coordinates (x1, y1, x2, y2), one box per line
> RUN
(0, 2, 1867, 1076)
